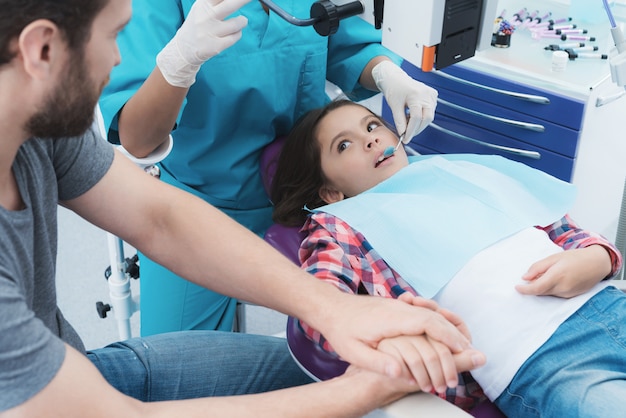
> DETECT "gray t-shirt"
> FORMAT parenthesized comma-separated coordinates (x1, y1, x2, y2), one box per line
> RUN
(0, 127, 114, 411)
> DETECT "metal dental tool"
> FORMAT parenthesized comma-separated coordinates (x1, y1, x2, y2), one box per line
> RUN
(382, 132, 405, 158)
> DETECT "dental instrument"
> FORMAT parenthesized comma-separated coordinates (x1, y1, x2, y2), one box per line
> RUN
(544, 42, 585, 50)
(382, 133, 405, 158)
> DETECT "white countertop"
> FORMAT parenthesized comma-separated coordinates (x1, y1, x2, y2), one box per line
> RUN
(457, 0, 625, 100)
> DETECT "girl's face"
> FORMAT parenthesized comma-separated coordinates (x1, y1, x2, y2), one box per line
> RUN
(316, 104, 410, 203)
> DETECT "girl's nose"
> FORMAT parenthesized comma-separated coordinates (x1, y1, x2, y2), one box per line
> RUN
(366, 137, 379, 149)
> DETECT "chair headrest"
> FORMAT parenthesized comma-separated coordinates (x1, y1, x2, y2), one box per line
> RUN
(260, 136, 287, 197)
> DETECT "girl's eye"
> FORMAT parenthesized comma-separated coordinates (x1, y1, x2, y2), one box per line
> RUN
(367, 121, 381, 132)
(337, 140, 350, 153)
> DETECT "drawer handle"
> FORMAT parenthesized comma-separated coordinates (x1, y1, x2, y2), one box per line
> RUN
(429, 123, 541, 160)
(434, 71, 551, 105)
(437, 98, 545, 132)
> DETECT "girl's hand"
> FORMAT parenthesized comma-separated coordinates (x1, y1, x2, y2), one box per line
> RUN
(376, 334, 485, 394)
(515, 245, 612, 298)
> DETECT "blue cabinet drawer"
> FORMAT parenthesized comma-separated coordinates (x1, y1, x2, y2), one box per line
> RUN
(404, 114, 575, 182)
(434, 86, 579, 158)
(402, 61, 585, 131)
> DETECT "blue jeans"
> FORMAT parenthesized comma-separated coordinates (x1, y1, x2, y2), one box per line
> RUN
(87, 331, 313, 401)
(495, 286, 626, 417)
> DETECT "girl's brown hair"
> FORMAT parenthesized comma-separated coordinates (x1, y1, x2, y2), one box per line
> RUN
(270, 99, 382, 227)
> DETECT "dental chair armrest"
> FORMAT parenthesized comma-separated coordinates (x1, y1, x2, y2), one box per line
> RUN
(365, 392, 473, 417)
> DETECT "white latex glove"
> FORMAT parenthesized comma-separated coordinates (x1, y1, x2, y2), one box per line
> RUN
(156, 0, 252, 88)
(372, 60, 438, 143)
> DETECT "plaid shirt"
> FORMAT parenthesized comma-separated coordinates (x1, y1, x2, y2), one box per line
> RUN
(298, 212, 622, 410)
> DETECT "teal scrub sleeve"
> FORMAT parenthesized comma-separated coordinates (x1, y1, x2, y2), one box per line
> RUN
(99, 0, 187, 143)
(327, 15, 402, 102)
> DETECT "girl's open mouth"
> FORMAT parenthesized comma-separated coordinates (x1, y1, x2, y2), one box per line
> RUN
(375, 153, 392, 168)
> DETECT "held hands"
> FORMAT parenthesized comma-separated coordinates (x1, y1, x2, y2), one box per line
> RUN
(321, 292, 484, 386)
(379, 293, 485, 392)
(376, 334, 481, 394)
(157, 0, 252, 88)
(516, 245, 613, 298)
(372, 60, 438, 143)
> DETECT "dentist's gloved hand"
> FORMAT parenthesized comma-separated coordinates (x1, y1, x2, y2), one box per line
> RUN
(372, 60, 438, 143)
(157, 0, 252, 88)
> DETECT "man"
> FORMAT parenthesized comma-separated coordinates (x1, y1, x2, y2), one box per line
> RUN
(0, 0, 485, 416)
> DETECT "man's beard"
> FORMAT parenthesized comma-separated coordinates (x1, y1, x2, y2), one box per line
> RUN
(25, 51, 101, 139)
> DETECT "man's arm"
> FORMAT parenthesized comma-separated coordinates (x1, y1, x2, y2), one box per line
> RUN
(0, 344, 418, 418)
(63, 151, 481, 378)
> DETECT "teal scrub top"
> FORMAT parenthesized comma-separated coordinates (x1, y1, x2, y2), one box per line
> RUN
(100, 0, 399, 235)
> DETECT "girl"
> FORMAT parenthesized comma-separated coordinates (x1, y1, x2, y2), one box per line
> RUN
(271, 99, 626, 417)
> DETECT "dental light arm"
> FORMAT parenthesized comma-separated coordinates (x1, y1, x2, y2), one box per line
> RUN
(263, 0, 499, 71)
(259, 0, 364, 36)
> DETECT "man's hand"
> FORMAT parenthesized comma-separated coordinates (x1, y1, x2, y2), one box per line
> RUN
(340, 364, 424, 407)
(376, 334, 485, 394)
(317, 293, 484, 382)
(397, 292, 472, 341)
(378, 292, 484, 391)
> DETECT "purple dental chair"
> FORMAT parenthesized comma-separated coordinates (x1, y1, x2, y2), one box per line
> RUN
(261, 137, 505, 418)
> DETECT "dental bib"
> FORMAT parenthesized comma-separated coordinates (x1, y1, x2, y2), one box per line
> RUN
(313, 154, 576, 298)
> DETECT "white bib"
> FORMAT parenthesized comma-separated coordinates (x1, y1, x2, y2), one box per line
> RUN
(315, 155, 577, 298)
